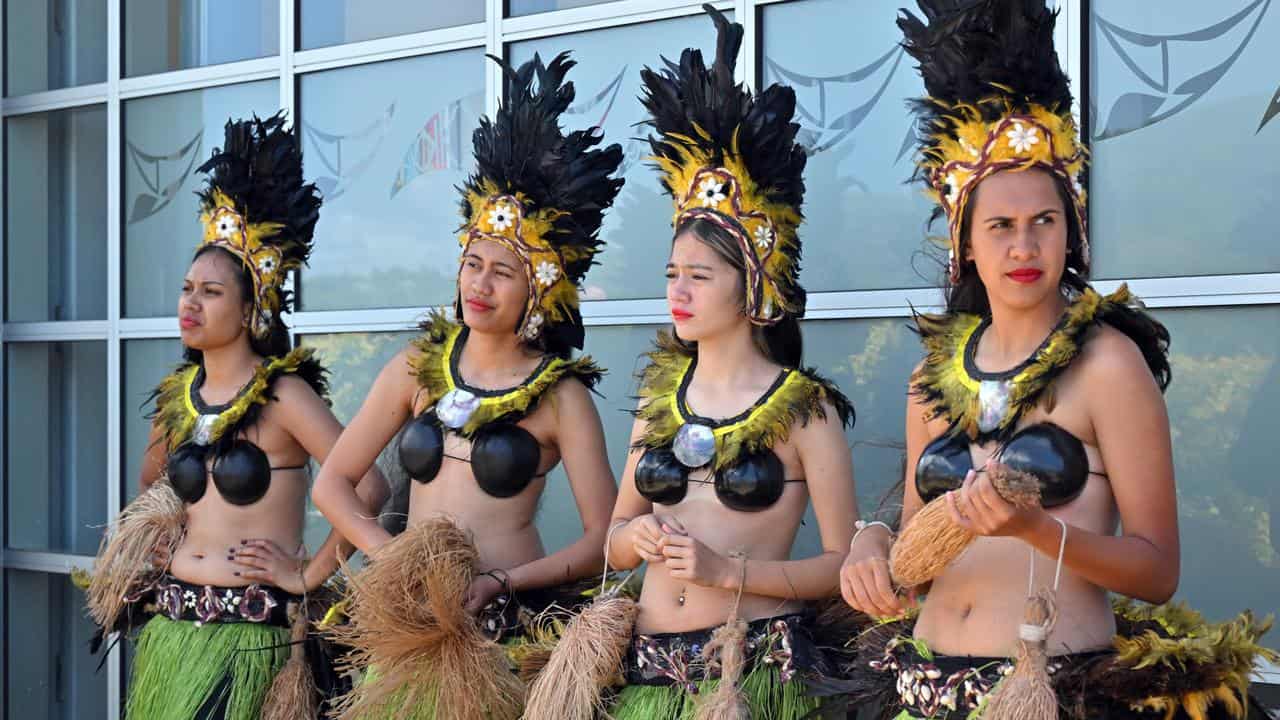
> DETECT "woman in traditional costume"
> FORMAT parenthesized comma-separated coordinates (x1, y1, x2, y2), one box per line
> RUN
(311, 52, 625, 720)
(87, 113, 389, 720)
(838, 2, 1276, 718)
(532, 8, 859, 719)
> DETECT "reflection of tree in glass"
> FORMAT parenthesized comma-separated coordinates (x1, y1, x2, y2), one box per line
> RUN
(800, 319, 917, 517)
(1161, 337, 1278, 633)
(302, 265, 456, 312)
(304, 331, 418, 423)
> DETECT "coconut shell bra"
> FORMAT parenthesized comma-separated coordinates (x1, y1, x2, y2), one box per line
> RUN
(397, 314, 603, 499)
(632, 347, 853, 513)
(909, 287, 1132, 505)
(152, 347, 328, 506)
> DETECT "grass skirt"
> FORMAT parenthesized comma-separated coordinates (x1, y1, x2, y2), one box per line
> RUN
(125, 614, 290, 720)
(833, 600, 1277, 720)
(610, 665, 821, 720)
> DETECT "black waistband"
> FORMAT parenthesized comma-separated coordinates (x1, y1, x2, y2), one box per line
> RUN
(152, 575, 297, 627)
(624, 612, 819, 687)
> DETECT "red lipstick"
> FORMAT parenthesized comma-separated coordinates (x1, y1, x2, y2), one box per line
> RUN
(1006, 268, 1043, 284)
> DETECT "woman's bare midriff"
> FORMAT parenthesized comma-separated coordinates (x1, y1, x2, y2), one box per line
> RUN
(635, 481, 810, 634)
(914, 439, 1119, 657)
(407, 447, 554, 572)
(169, 468, 309, 587)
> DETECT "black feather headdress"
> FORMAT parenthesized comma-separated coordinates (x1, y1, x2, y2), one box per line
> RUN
(196, 112, 320, 338)
(640, 4, 808, 326)
(898, 0, 1088, 281)
(459, 52, 625, 352)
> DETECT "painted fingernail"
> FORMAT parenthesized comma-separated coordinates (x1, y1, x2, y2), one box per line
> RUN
(233, 572, 240, 576)
(240, 539, 247, 545)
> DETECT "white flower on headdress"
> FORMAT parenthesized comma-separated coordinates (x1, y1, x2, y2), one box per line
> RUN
(534, 261, 560, 287)
(753, 225, 775, 250)
(944, 172, 962, 206)
(697, 177, 726, 207)
(1071, 172, 1084, 197)
(1005, 122, 1040, 154)
(216, 214, 243, 241)
(257, 256, 277, 274)
(522, 312, 544, 339)
(488, 204, 515, 232)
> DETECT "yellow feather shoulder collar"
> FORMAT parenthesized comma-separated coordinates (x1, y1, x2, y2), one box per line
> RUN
(406, 313, 604, 438)
(633, 345, 853, 471)
(910, 284, 1135, 443)
(151, 346, 328, 452)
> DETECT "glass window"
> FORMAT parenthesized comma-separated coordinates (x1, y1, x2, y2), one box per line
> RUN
(301, 331, 417, 549)
(5, 105, 108, 322)
(4, 0, 107, 96)
(508, 0, 619, 17)
(299, 0, 483, 50)
(4, 570, 108, 720)
(762, 0, 936, 292)
(122, 80, 279, 318)
(122, 339, 183, 504)
(1155, 306, 1279, 643)
(1089, 1, 1280, 278)
(297, 49, 483, 311)
(509, 14, 727, 301)
(123, 0, 279, 77)
(538, 323, 659, 552)
(4, 342, 107, 555)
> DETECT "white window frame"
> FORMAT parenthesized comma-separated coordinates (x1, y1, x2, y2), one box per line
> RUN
(0, 1, 1276, 711)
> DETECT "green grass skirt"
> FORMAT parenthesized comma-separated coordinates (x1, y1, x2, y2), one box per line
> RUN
(125, 615, 290, 720)
(610, 664, 822, 720)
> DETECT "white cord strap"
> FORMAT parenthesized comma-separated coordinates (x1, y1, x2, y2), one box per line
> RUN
(1020, 516, 1068, 642)
(851, 520, 895, 551)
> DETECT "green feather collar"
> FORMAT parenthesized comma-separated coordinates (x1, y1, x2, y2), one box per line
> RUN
(634, 346, 853, 471)
(911, 284, 1135, 443)
(151, 346, 326, 451)
(406, 313, 604, 437)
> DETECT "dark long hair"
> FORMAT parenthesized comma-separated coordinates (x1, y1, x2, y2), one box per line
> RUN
(945, 173, 1171, 391)
(181, 245, 293, 365)
(664, 217, 803, 368)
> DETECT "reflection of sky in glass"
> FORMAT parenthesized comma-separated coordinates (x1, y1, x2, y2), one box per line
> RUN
(122, 81, 280, 318)
(6, 571, 108, 719)
(299, 0, 482, 50)
(509, 15, 725, 301)
(125, 0, 279, 76)
(5, 0, 107, 95)
(1089, 1, 1280, 278)
(508, 0, 619, 17)
(123, 339, 183, 504)
(1155, 306, 1280, 645)
(6, 342, 108, 555)
(6, 106, 108, 322)
(298, 49, 484, 311)
(763, 0, 937, 292)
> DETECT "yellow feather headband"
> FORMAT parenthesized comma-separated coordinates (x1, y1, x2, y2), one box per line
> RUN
(656, 126, 802, 326)
(459, 179, 579, 340)
(921, 98, 1088, 282)
(198, 188, 289, 339)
